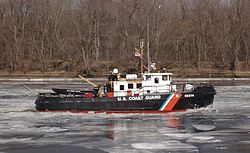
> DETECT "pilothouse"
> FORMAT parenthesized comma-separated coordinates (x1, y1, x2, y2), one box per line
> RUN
(105, 69, 176, 98)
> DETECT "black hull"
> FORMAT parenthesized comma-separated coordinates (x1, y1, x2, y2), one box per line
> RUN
(35, 86, 216, 112)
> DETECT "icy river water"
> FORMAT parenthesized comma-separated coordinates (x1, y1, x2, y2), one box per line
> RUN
(0, 78, 249, 153)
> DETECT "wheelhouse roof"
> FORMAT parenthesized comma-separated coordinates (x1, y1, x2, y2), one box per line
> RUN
(143, 72, 173, 76)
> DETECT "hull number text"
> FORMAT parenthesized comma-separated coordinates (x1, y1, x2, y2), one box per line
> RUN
(184, 94, 194, 98)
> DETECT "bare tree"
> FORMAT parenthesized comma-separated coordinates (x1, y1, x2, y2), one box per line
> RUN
(0, 0, 250, 76)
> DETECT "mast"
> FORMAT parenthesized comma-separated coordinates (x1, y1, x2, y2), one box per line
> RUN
(147, 16, 150, 73)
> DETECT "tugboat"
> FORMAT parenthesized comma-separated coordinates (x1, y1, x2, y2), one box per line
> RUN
(35, 69, 216, 112)
(35, 40, 216, 113)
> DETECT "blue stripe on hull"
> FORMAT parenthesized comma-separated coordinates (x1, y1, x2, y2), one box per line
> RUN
(159, 94, 174, 111)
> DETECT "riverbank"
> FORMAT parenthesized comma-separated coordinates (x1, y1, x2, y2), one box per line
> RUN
(1, 70, 250, 78)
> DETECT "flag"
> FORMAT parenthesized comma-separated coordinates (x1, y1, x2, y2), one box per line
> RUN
(135, 49, 143, 58)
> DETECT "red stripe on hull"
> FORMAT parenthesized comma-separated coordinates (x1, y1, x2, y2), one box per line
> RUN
(37, 109, 187, 114)
(162, 93, 182, 112)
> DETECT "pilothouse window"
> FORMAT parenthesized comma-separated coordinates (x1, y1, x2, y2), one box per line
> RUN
(163, 75, 168, 81)
(120, 85, 124, 90)
(155, 78, 159, 83)
(128, 84, 133, 89)
(146, 75, 151, 80)
(136, 83, 142, 88)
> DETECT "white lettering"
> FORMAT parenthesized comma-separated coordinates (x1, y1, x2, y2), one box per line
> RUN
(128, 96, 143, 101)
(184, 94, 194, 98)
(145, 95, 161, 100)
(117, 97, 128, 101)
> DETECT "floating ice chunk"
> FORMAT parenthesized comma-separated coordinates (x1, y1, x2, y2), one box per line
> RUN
(240, 141, 250, 144)
(191, 124, 216, 132)
(0, 138, 32, 144)
(164, 133, 193, 140)
(132, 141, 197, 151)
(102, 148, 152, 153)
(36, 127, 70, 133)
(132, 143, 169, 149)
(186, 136, 221, 143)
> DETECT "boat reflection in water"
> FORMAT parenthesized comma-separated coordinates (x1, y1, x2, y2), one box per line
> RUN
(104, 111, 216, 141)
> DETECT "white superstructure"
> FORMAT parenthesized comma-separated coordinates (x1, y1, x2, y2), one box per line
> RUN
(110, 72, 175, 97)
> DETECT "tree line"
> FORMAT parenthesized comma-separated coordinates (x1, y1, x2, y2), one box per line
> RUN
(0, 0, 250, 76)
